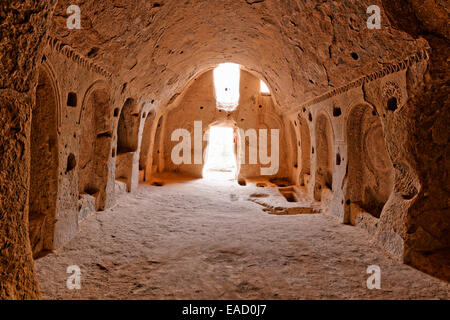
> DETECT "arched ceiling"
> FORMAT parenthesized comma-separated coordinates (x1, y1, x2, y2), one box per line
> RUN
(50, 0, 427, 112)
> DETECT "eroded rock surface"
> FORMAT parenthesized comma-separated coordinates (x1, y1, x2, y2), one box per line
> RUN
(0, 0, 449, 300)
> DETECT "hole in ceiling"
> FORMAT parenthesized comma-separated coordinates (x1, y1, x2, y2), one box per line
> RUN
(213, 63, 240, 111)
(260, 80, 270, 95)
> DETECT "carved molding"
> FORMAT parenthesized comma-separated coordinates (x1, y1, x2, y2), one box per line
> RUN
(46, 36, 113, 79)
(295, 48, 430, 111)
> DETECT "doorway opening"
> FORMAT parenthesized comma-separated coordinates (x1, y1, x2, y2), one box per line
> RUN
(203, 126, 238, 180)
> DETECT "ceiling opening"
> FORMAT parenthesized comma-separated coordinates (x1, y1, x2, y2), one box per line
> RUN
(213, 63, 240, 111)
(260, 80, 270, 95)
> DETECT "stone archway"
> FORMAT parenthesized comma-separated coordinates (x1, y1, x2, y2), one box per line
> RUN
(150, 115, 165, 176)
(78, 86, 112, 211)
(314, 113, 333, 201)
(115, 98, 140, 190)
(345, 104, 394, 221)
(203, 120, 239, 180)
(298, 116, 311, 187)
(29, 64, 59, 258)
(139, 111, 156, 182)
(288, 120, 299, 184)
(117, 98, 140, 154)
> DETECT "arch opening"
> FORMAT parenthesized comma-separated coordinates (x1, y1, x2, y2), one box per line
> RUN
(115, 98, 141, 191)
(314, 114, 334, 201)
(29, 66, 59, 258)
(117, 98, 140, 154)
(346, 104, 394, 220)
(139, 111, 156, 182)
(78, 88, 112, 211)
(151, 116, 164, 176)
(203, 124, 238, 181)
(298, 116, 312, 187)
(157, 68, 288, 182)
(288, 120, 299, 184)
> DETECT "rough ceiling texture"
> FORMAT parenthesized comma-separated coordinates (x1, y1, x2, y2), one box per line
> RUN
(1, 0, 448, 300)
(50, 0, 427, 111)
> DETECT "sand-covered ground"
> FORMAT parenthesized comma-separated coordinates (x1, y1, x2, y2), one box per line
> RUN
(35, 177, 449, 299)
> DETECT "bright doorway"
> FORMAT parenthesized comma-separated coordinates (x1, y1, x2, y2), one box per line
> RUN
(203, 126, 237, 180)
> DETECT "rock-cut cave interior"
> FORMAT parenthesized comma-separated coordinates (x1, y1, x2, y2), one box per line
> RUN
(0, 0, 449, 300)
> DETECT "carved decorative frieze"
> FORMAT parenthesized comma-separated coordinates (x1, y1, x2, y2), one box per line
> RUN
(46, 36, 113, 79)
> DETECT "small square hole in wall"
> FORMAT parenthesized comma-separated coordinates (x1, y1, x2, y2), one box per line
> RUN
(387, 97, 398, 111)
(333, 107, 342, 117)
(67, 92, 77, 107)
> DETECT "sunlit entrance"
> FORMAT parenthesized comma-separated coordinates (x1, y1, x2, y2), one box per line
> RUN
(203, 126, 237, 180)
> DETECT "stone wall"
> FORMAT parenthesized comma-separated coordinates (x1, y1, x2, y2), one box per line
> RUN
(285, 46, 448, 281)
(0, 0, 57, 300)
(153, 69, 290, 180)
(1, 0, 448, 301)
(35, 43, 118, 252)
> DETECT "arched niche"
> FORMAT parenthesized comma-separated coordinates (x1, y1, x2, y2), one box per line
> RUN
(288, 120, 299, 183)
(346, 104, 394, 219)
(314, 113, 334, 201)
(115, 98, 141, 191)
(29, 63, 59, 258)
(151, 115, 164, 175)
(139, 111, 157, 181)
(117, 98, 140, 154)
(298, 116, 311, 187)
(78, 85, 112, 211)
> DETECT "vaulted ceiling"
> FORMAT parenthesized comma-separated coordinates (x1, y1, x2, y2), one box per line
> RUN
(50, 0, 426, 111)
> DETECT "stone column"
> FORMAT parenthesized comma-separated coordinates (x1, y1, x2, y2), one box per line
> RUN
(0, 0, 56, 299)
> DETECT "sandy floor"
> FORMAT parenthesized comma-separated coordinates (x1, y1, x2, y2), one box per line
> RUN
(35, 177, 449, 300)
